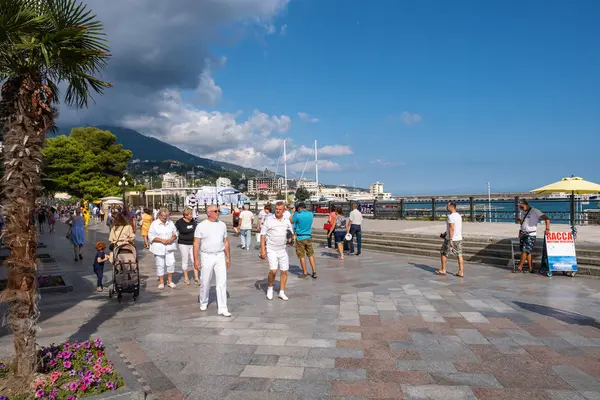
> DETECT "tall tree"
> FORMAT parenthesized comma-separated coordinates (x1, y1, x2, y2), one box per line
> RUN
(43, 127, 132, 200)
(295, 187, 311, 202)
(0, 0, 110, 377)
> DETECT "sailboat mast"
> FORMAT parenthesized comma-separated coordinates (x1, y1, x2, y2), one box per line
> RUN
(283, 140, 288, 202)
(315, 140, 319, 194)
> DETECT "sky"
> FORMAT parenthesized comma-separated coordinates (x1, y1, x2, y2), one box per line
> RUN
(63, 0, 600, 195)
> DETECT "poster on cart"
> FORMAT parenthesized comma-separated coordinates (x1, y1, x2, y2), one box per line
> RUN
(543, 231, 578, 272)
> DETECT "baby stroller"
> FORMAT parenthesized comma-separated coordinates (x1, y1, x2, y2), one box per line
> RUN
(108, 243, 140, 302)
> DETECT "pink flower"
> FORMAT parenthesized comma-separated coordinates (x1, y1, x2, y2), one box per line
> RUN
(93, 364, 101, 371)
(50, 371, 60, 382)
(97, 351, 104, 357)
(94, 371, 102, 378)
(79, 383, 88, 391)
(35, 389, 45, 398)
(34, 380, 45, 388)
(68, 382, 78, 391)
(96, 358, 103, 364)
(101, 367, 109, 373)
(67, 396, 76, 400)
(63, 360, 72, 369)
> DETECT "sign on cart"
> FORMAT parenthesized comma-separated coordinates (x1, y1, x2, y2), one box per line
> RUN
(542, 231, 578, 276)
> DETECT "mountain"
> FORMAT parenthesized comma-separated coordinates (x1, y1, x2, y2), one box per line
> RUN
(58, 125, 259, 176)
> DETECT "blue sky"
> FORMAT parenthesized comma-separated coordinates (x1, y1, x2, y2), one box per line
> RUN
(205, 0, 600, 195)
(73, 0, 600, 196)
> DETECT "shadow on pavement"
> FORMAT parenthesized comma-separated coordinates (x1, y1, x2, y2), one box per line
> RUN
(409, 263, 438, 273)
(513, 301, 600, 329)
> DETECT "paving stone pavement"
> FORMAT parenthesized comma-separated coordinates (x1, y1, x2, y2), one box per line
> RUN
(2, 220, 600, 399)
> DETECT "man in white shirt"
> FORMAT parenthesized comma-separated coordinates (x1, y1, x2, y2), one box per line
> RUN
(257, 204, 273, 250)
(193, 205, 231, 317)
(153, 207, 159, 220)
(346, 204, 363, 256)
(260, 201, 294, 301)
(148, 208, 178, 289)
(239, 204, 254, 250)
(517, 199, 550, 273)
(436, 201, 464, 277)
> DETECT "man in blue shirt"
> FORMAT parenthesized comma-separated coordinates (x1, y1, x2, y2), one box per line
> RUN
(291, 203, 317, 279)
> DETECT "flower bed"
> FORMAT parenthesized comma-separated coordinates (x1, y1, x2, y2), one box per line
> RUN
(0, 338, 124, 399)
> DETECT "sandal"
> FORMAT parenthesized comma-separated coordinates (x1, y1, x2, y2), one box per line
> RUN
(194, 279, 200, 286)
(184, 279, 191, 286)
(455, 272, 464, 277)
(311, 272, 318, 279)
(435, 270, 447, 275)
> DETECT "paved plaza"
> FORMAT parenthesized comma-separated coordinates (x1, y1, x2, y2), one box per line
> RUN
(3, 220, 600, 399)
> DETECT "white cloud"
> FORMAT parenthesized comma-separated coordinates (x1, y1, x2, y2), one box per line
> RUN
(400, 111, 422, 126)
(297, 112, 320, 123)
(370, 159, 406, 168)
(298, 144, 353, 157)
(288, 159, 341, 172)
(280, 24, 287, 35)
(119, 91, 350, 171)
(195, 71, 222, 107)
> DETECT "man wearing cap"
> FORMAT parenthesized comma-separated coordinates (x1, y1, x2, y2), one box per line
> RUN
(292, 203, 317, 279)
(517, 199, 550, 273)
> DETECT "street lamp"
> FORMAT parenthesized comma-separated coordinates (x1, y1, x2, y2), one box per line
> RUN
(118, 176, 128, 207)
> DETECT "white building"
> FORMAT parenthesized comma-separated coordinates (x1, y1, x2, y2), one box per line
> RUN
(321, 187, 350, 200)
(370, 181, 384, 196)
(297, 179, 319, 194)
(162, 172, 187, 188)
(216, 177, 232, 188)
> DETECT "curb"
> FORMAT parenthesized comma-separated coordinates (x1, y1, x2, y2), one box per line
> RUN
(115, 345, 152, 399)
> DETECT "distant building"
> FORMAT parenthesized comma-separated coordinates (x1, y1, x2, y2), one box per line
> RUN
(216, 177, 232, 188)
(162, 172, 187, 188)
(321, 187, 350, 200)
(297, 179, 319, 194)
(370, 181, 384, 196)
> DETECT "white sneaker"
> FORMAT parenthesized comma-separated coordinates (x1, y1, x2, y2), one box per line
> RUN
(278, 291, 289, 301)
(218, 311, 232, 317)
(158, 284, 165, 290)
(266, 287, 273, 300)
(200, 305, 207, 311)
(168, 282, 176, 289)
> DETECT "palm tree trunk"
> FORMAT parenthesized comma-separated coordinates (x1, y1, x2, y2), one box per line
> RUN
(0, 74, 54, 377)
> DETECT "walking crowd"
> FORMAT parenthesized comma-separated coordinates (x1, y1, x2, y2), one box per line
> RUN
(42, 196, 552, 317)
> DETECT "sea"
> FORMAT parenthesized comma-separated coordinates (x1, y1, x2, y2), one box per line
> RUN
(403, 198, 600, 224)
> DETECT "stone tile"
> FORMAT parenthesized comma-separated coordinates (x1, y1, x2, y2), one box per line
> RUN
(336, 357, 397, 371)
(206, 321, 252, 329)
(277, 356, 335, 368)
(461, 312, 490, 324)
(303, 367, 367, 381)
(220, 329, 268, 337)
(368, 370, 434, 385)
(552, 365, 600, 391)
(455, 329, 490, 345)
(430, 372, 502, 388)
(236, 337, 287, 346)
(308, 348, 364, 359)
(117, 340, 150, 365)
(396, 360, 458, 373)
(135, 361, 176, 392)
(332, 381, 405, 398)
(553, 331, 599, 347)
(285, 338, 337, 348)
(472, 388, 552, 400)
(268, 379, 332, 399)
(255, 346, 309, 357)
(503, 329, 542, 346)
(545, 390, 589, 400)
(223, 392, 296, 400)
(240, 365, 304, 380)
(401, 384, 477, 399)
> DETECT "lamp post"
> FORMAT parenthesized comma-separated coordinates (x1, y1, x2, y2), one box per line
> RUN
(118, 176, 128, 208)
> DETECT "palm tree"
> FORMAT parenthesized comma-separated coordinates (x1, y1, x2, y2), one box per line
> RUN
(0, 0, 110, 377)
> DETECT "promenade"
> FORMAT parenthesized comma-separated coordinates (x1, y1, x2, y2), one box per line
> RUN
(2, 219, 600, 399)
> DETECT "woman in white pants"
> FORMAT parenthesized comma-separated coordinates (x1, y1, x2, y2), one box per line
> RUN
(148, 208, 178, 289)
(193, 205, 231, 317)
(175, 207, 199, 286)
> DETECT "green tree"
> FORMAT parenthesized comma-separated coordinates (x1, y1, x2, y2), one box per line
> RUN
(43, 127, 132, 200)
(295, 187, 311, 202)
(258, 192, 269, 200)
(0, 0, 110, 377)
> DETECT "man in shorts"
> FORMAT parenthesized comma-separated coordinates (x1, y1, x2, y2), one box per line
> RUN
(260, 201, 294, 300)
(291, 203, 317, 279)
(436, 201, 464, 277)
(517, 199, 550, 273)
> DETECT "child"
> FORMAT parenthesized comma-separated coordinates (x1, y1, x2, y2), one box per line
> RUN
(94, 242, 109, 292)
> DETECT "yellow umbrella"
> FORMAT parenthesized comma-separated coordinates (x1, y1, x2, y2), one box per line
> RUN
(531, 176, 600, 195)
(530, 176, 600, 234)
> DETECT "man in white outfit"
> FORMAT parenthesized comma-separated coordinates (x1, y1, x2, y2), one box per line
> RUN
(193, 204, 231, 317)
(260, 201, 294, 301)
(148, 208, 178, 289)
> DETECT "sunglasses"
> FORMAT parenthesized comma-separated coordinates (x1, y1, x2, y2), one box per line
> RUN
(208, 209, 219, 213)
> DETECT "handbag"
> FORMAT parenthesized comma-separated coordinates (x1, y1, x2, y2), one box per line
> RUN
(65, 227, 72, 240)
(323, 223, 332, 231)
